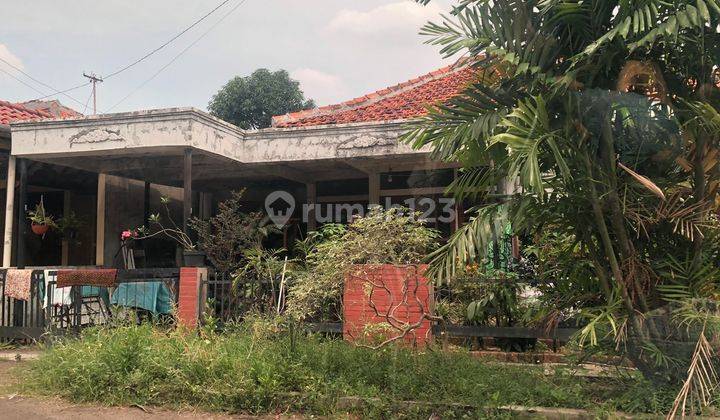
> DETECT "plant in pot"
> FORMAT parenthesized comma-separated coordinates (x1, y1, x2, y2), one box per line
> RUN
(129, 196, 203, 267)
(27, 201, 57, 237)
(57, 211, 84, 243)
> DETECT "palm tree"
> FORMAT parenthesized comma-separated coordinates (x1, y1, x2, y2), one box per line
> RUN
(407, 0, 720, 402)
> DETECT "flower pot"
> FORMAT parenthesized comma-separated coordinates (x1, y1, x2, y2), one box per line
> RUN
(183, 250, 206, 267)
(31, 223, 50, 236)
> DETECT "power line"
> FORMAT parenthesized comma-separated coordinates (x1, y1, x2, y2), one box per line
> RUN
(81, 86, 94, 115)
(102, 0, 233, 80)
(0, 65, 48, 97)
(0, 56, 87, 108)
(0, 0, 232, 111)
(106, 0, 248, 112)
(32, 82, 91, 101)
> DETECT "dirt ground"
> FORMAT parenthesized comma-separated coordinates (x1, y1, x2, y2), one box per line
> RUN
(0, 361, 290, 420)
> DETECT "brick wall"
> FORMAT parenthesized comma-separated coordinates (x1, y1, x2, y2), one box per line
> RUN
(177, 267, 207, 328)
(343, 264, 433, 346)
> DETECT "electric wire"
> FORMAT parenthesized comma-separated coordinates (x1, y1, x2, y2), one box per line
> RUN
(106, 0, 247, 112)
(0, 65, 48, 97)
(0, 56, 87, 107)
(102, 0, 233, 80)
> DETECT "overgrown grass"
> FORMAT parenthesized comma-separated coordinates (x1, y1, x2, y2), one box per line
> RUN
(18, 324, 677, 417)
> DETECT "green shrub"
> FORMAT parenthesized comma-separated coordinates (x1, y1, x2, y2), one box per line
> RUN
(286, 207, 439, 322)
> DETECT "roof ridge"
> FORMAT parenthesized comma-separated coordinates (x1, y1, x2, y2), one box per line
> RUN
(0, 100, 52, 119)
(272, 62, 471, 127)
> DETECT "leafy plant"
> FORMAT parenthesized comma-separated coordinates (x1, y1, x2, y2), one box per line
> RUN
(190, 190, 274, 273)
(408, 0, 720, 395)
(208, 68, 315, 129)
(286, 207, 439, 322)
(231, 247, 292, 317)
(131, 196, 195, 251)
(56, 211, 83, 240)
(27, 201, 56, 228)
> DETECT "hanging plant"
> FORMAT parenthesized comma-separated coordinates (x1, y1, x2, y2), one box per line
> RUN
(27, 198, 57, 237)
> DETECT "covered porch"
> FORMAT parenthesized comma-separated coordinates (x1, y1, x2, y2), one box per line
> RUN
(6, 108, 459, 269)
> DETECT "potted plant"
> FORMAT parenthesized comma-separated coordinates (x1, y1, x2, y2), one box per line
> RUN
(57, 211, 84, 242)
(27, 200, 57, 236)
(129, 197, 205, 267)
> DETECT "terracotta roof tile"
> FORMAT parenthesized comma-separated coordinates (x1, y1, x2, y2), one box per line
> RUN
(272, 64, 477, 128)
(0, 100, 52, 126)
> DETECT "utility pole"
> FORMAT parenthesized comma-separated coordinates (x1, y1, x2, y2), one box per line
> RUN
(83, 72, 103, 115)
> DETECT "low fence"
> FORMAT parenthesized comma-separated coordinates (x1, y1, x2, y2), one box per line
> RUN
(0, 268, 180, 342)
(2, 267, 579, 353)
(0, 271, 46, 341)
(433, 324, 579, 352)
(203, 271, 280, 326)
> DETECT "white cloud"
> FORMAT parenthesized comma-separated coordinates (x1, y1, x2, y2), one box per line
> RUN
(325, 1, 443, 39)
(0, 44, 24, 70)
(291, 68, 350, 106)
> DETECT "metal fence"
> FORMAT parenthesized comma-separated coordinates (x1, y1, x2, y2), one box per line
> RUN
(203, 271, 281, 326)
(0, 268, 180, 342)
(0, 271, 46, 342)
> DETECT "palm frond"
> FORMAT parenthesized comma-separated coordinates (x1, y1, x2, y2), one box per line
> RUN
(425, 203, 506, 283)
(489, 95, 571, 199)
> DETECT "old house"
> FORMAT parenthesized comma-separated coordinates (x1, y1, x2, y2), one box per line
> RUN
(4, 63, 474, 269)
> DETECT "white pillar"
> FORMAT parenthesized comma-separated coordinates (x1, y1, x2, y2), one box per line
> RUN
(95, 173, 106, 267)
(2, 155, 15, 268)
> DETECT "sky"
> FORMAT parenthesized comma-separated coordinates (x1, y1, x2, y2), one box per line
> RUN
(0, 0, 455, 115)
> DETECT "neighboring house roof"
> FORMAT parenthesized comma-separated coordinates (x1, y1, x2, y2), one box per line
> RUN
(0, 100, 52, 126)
(271, 64, 477, 128)
(19, 100, 82, 119)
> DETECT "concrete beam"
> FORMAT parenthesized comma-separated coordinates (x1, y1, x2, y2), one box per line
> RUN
(10, 108, 428, 165)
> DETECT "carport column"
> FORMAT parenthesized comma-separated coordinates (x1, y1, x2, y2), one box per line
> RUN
(183, 148, 192, 234)
(2, 155, 15, 267)
(369, 171, 380, 207)
(15, 158, 27, 269)
(306, 182, 317, 231)
(95, 173, 106, 267)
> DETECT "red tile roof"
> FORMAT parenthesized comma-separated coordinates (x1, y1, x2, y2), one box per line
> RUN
(0, 100, 52, 126)
(272, 64, 478, 128)
(19, 100, 82, 119)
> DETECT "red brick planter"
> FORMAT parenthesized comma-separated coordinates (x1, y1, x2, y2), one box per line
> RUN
(343, 264, 433, 347)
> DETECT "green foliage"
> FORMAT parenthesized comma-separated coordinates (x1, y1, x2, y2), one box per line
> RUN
(190, 190, 274, 273)
(208, 68, 315, 129)
(19, 324, 681, 416)
(465, 270, 525, 327)
(410, 0, 720, 394)
(231, 248, 291, 316)
(27, 201, 56, 228)
(286, 207, 439, 322)
(56, 211, 83, 240)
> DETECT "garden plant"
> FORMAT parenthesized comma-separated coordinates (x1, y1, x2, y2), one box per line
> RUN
(406, 0, 720, 415)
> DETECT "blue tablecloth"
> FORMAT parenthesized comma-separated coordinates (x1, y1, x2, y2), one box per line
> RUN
(110, 282, 173, 314)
